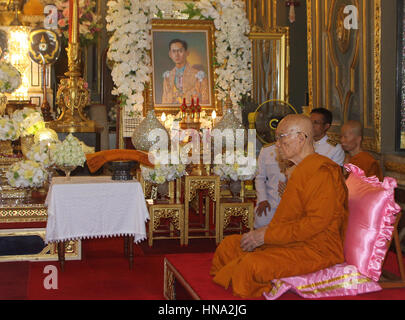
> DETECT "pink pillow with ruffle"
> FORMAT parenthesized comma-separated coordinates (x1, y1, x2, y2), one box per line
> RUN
(264, 263, 381, 300)
(344, 163, 401, 281)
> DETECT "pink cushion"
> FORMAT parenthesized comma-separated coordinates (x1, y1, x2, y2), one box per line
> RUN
(264, 263, 382, 299)
(343, 163, 401, 281)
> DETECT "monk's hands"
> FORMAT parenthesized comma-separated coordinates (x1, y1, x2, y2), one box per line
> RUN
(240, 227, 266, 252)
(256, 201, 271, 217)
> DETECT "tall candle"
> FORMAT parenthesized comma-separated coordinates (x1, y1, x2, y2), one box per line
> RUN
(68, 0, 72, 42)
(69, 0, 79, 44)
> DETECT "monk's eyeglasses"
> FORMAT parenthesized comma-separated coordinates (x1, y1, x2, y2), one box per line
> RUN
(275, 131, 308, 142)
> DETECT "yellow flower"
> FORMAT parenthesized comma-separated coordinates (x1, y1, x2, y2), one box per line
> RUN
(24, 169, 34, 179)
(155, 175, 165, 184)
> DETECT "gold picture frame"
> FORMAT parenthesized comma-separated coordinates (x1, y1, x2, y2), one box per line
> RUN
(249, 27, 290, 104)
(150, 19, 217, 115)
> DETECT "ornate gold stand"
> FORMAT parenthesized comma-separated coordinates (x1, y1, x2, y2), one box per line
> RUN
(218, 201, 254, 243)
(184, 175, 221, 245)
(47, 0, 99, 133)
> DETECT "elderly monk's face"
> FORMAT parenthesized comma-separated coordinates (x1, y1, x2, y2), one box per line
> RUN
(275, 124, 304, 161)
(340, 125, 361, 152)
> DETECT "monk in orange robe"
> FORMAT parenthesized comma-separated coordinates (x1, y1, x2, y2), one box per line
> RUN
(340, 120, 383, 181)
(211, 114, 349, 298)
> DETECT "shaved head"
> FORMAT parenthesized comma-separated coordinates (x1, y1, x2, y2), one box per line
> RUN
(342, 120, 363, 137)
(278, 114, 314, 141)
(276, 114, 315, 164)
(340, 120, 363, 155)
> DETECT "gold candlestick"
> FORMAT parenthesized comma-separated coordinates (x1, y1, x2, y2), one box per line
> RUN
(48, 0, 99, 133)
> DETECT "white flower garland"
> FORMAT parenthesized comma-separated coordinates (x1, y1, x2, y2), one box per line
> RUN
(6, 159, 48, 188)
(106, 0, 251, 122)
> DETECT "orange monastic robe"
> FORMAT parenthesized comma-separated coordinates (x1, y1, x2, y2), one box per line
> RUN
(210, 154, 349, 298)
(348, 151, 383, 181)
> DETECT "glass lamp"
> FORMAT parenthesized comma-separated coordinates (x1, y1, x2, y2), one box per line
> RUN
(7, 26, 30, 101)
(34, 127, 59, 144)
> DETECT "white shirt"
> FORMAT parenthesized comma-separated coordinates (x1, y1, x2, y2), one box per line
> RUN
(254, 144, 286, 228)
(313, 134, 345, 166)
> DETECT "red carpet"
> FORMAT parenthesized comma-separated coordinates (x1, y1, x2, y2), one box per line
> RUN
(24, 237, 217, 300)
(1, 236, 405, 300)
(26, 238, 164, 300)
(0, 261, 29, 299)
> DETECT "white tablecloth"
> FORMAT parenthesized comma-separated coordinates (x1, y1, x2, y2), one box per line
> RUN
(45, 176, 149, 244)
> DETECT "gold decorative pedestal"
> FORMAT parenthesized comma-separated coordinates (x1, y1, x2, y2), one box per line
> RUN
(20, 135, 35, 157)
(0, 140, 13, 155)
(218, 201, 254, 243)
(184, 175, 220, 245)
(148, 203, 184, 247)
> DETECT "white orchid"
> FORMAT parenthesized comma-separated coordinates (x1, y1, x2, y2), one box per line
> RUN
(106, 0, 251, 134)
(0, 61, 21, 93)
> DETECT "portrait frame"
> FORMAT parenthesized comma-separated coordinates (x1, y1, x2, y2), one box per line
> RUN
(150, 19, 217, 115)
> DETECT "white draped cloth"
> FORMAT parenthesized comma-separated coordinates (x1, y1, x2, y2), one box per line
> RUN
(45, 176, 149, 244)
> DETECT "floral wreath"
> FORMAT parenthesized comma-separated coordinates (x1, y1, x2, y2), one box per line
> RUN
(106, 0, 252, 131)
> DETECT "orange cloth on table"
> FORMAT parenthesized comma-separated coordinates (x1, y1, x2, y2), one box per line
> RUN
(210, 153, 349, 298)
(348, 151, 383, 181)
(85, 149, 154, 173)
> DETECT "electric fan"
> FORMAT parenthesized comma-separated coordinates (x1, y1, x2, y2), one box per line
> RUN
(253, 99, 298, 144)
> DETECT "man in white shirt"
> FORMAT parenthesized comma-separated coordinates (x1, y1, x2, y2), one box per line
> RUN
(309, 108, 345, 166)
(254, 143, 285, 228)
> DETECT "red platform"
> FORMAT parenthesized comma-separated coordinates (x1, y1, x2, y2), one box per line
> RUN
(163, 251, 405, 300)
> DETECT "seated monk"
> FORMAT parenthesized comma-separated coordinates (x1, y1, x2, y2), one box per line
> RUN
(210, 114, 349, 298)
(340, 120, 383, 181)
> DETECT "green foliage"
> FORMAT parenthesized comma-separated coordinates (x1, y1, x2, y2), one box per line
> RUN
(181, 3, 204, 19)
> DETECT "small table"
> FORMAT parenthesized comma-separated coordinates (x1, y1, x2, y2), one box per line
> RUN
(45, 176, 149, 270)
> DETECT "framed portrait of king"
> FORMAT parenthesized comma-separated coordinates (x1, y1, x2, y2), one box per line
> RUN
(151, 19, 216, 114)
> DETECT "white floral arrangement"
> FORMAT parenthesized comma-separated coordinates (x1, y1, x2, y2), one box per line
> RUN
(55, 0, 104, 46)
(0, 116, 20, 140)
(6, 159, 48, 188)
(26, 141, 57, 168)
(106, 0, 251, 122)
(0, 61, 22, 93)
(12, 107, 45, 137)
(213, 150, 257, 181)
(141, 163, 187, 184)
(50, 134, 86, 167)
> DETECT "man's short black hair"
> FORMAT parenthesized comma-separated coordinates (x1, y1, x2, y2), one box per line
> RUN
(310, 107, 333, 125)
(169, 39, 188, 51)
